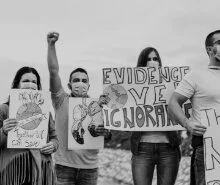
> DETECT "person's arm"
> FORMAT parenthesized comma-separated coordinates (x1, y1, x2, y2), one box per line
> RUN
(0, 126, 7, 148)
(168, 92, 189, 128)
(40, 113, 59, 155)
(48, 113, 59, 152)
(0, 104, 8, 147)
(0, 104, 18, 148)
(47, 32, 62, 93)
(168, 92, 206, 136)
(95, 124, 112, 142)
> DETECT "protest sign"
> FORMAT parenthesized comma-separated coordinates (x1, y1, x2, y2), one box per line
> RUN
(201, 107, 220, 185)
(102, 66, 191, 131)
(68, 97, 104, 150)
(7, 89, 50, 148)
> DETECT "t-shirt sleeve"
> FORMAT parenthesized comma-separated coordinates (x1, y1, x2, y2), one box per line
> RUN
(175, 72, 196, 99)
(51, 88, 67, 110)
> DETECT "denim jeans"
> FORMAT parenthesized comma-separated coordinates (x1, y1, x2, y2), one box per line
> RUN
(190, 146, 205, 185)
(132, 143, 181, 185)
(55, 164, 98, 185)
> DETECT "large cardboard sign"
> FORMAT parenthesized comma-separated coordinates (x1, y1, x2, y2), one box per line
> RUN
(7, 89, 50, 148)
(102, 66, 191, 131)
(68, 98, 104, 150)
(201, 107, 220, 185)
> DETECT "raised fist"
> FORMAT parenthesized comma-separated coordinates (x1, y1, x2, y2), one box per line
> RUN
(47, 32, 59, 45)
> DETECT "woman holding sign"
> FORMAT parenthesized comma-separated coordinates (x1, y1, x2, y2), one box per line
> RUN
(131, 47, 181, 185)
(0, 66, 58, 185)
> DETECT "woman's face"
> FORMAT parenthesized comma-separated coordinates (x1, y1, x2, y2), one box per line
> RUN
(146, 51, 160, 67)
(18, 72, 38, 90)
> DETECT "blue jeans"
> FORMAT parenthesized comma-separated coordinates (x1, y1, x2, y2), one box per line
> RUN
(55, 164, 98, 185)
(190, 146, 205, 185)
(132, 143, 180, 185)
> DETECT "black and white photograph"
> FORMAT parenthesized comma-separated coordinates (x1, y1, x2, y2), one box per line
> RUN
(1, 0, 220, 184)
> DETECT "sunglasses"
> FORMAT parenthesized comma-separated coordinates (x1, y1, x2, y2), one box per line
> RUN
(147, 57, 158, 61)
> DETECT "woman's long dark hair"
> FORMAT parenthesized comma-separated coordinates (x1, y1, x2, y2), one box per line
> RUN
(137, 47, 162, 67)
(5, 66, 42, 105)
(11, 66, 42, 90)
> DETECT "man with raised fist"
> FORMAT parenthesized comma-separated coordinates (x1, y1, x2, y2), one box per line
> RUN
(47, 32, 111, 185)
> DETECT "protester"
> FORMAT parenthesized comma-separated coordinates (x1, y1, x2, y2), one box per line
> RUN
(0, 66, 58, 185)
(47, 32, 111, 185)
(168, 30, 220, 185)
(131, 47, 181, 185)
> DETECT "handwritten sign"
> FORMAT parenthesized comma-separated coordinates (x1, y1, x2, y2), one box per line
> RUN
(201, 107, 220, 185)
(102, 66, 191, 131)
(68, 98, 104, 150)
(7, 89, 50, 148)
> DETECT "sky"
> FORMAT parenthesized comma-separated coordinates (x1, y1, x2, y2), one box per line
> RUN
(0, 0, 220, 103)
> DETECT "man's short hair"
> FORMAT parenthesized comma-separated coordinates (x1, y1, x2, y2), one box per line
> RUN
(69, 68, 89, 83)
(205, 30, 220, 47)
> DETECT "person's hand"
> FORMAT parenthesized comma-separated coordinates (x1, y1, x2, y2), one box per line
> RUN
(98, 94, 110, 107)
(185, 120, 207, 136)
(47, 32, 59, 45)
(95, 125, 110, 137)
(40, 141, 55, 155)
(3, 118, 18, 135)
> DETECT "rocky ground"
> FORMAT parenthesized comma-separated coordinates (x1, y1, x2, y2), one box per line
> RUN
(98, 148, 190, 185)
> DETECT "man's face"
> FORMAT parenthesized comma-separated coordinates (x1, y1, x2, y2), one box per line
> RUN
(69, 72, 90, 97)
(207, 33, 220, 61)
(211, 33, 220, 46)
(70, 72, 89, 85)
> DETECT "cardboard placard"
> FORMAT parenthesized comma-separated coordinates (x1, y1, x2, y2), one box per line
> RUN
(201, 107, 220, 185)
(102, 66, 190, 131)
(68, 98, 104, 150)
(7, 89, 50, 148)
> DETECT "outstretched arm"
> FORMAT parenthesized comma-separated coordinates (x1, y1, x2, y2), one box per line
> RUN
(47, 32, 62, 93)
(168, 92, 206, 136)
